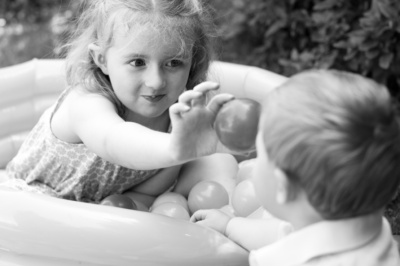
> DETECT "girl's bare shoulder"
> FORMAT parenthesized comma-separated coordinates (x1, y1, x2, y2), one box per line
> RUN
(67, 86, 111, 104)
(52, 86, 119, 142)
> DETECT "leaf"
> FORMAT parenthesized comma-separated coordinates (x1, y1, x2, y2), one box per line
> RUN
(299, 51, 315, 62)
(291, 49, 299, 60)
(348, 59, 360, 71)
(379, 52, 394, 69)
(317, 51, 338, 69)
(359, 39, 378, 51)
(343, 50, 358, 61)
(333, 40, 349, 49)
(312, 11, 334, 24)
(347, 30, 367, 46)
(376, 0, 397, 19)
(313, 0, 338, 11)
(232, 12, 247, 25)
(360, 15, 380, 28)
(264, 20, 287, 38)
(365, 48, 380, 59)
(232, 0, 246, 8)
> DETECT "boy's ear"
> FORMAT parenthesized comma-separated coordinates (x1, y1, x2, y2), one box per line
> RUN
(88, 43, 109, 75)
(274, 168, 297, 205)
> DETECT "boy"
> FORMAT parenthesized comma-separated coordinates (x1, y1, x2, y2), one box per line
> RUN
(191, 70, 400, 265)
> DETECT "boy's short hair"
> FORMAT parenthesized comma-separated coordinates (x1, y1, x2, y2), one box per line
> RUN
(260, 70, 400, 219)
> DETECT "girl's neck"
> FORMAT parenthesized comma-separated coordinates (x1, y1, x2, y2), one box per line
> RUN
(125, 110, 170, 132)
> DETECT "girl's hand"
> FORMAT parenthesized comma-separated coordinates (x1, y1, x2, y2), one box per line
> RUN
(169, 82, 234, 161)
(190, 209, 232, 235)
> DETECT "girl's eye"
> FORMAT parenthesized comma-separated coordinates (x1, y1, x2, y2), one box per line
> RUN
(167, 59, 183, 67)
(130, 59, 146, 67)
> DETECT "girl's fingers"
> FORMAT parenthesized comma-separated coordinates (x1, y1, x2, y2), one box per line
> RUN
(169, 103, 190, 118)
(192, 82, 220, 106)
(178, 91, 202, 106)
(207, 93, 235, 114)
(191, 94, 207, 106)
(193, 81, 220, 93)
(178, 82, 220, 108)
(172, 87, 233, 119)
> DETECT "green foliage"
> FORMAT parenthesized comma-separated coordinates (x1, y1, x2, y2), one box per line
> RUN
(3, 0, 400, 101)
(212, 0, 400, 99)
(0, 23, 54, 67)
(0, 0, 73, 67)
(0, 0, 69, 23)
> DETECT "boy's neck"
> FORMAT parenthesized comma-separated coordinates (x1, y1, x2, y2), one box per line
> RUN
(278, 189, 323, 231)
(287, 200, 324, 231)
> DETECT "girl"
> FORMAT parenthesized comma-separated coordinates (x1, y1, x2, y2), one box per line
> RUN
(6, 0, 238, 206)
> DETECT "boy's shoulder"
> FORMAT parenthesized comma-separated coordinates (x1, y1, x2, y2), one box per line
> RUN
(394, 235, 400, 253)
(249, 215, 399, 266)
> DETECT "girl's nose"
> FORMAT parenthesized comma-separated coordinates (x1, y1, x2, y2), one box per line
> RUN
(144, 66, 166, 90)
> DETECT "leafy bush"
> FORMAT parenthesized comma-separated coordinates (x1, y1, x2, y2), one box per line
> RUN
(0, 0, 72, 67)
(4, 0, 400, 102)
(0, 0, 71, 24)
(212, 0, 400, 100)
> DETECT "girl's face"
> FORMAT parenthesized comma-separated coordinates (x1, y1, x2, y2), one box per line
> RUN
(103, 26, 192, 121)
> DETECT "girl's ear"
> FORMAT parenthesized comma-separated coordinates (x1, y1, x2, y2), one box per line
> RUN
(274, 168, 297, 205)
(88, 43, 109, 75)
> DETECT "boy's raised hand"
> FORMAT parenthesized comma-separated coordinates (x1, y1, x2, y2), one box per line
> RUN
(169, 81, 234, 161)
(190, 209, 231, 235)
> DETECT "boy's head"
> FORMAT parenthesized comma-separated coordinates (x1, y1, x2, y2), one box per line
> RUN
(253, 70, 400, 221)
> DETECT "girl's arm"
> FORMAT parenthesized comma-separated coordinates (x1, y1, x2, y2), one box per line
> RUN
(67, 82, 233, 170)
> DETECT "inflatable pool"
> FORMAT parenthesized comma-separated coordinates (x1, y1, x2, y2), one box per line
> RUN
(0, 59, 287, 266)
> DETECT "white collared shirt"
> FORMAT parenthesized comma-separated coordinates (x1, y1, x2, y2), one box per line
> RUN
(249, 215, 399, 266)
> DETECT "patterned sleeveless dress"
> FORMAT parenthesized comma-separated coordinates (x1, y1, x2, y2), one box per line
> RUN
(5, 90, 163, 203)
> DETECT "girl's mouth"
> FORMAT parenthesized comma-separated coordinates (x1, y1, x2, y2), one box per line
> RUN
(143, 95, 165, 102)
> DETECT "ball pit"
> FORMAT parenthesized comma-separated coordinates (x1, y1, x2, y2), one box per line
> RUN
(235, 158, 256, 184)
(231, 179, 261, 217)
(151, 202, 191, 220)
(0, 59, 287, 266)
(188, 180, 230, 214)
(100, 194, 138, 210)
(151, 191, 189, 212)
